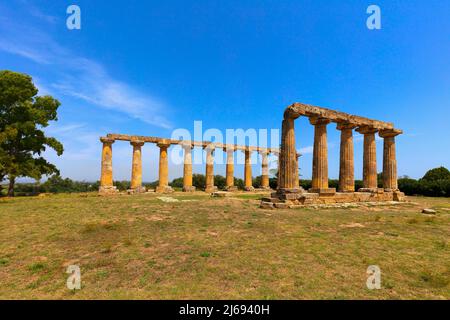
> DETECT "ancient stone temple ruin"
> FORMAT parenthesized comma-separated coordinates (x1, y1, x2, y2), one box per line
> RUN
(99, 102, 405, 208)
(261, 103, 405, 208)
(99, 134, 279, 194)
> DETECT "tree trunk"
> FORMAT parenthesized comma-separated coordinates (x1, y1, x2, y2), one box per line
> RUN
(7, 176, 15, 197)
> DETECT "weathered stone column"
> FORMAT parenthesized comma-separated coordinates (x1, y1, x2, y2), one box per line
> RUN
(309, 117, 335, 194)
(260, 150, 270, 189)
(244, 149, 255, 191)
(356, 126, 379, 191)
(182, 143, 195, 192)
(130, 140, 145, 193)
(278, 116, 300, 192)
(224, 146, 237, 191)
(337, 123, 357, 192)
(204, 144, 217, 193)
(379, 130, 401, 191)
(99, 137, 117, 194)
(156, 141, 174, 193)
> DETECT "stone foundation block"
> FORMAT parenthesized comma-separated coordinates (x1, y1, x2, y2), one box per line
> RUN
(155, 186, 174, 193)
(260, 202, 275, 209)
(309, 188, 336, 196)
(393, 191, 405, 202)
(128, 186, 146, 194)
(205, 186, 218, 193)
(99, 186, 118, 194)
(274, 203, 290, 209)
(182, 186, 196, 192)
(224, 186, 239, 192)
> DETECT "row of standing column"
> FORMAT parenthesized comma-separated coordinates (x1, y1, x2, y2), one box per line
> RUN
(278, 117, 400, 193)
(99, 140, 273, 192)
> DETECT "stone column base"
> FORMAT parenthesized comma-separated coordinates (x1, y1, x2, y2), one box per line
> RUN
(338, 189, 355, 193)
(127, 186, 147, 194)
(182, 186, 196, 192)
(155, 186, 174, 193)
(244, 186, 255, 192)
(259, 186, 272, 190)
(99, 186, 118, 194)
(224, 186, 238, 192)
(358, 188, 384, 194)
(205, 186, 218, 193)
(277, 188, 305, 194)
(309, 188, 336, 196)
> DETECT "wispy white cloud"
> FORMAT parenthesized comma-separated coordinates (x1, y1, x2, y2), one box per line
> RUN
(25, 2, 58, 24)
(0, 9, 172, 129)
(299, 146, 313, 154)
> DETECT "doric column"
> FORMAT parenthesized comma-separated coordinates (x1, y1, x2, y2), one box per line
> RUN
(337, 123, 357, 192)
(260, 150, 270, 189)
(356, 126, 379, 191)
(379, 130, 402, 191)
(130, 140, 145, 192)
(309, 117, 335, 194)
(278, 116, 300, 192)
(204, 144, 217, 193)
(224, 146, 237, 191)
(182, 143, 195, 192)
(244, 149, 255, 191)
(99, 137, 117, 194)
(156, 141, 174, 193)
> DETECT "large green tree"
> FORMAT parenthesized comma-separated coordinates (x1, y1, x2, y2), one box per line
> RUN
(0, 70, 63, 196)
(421, 166, 450, 182)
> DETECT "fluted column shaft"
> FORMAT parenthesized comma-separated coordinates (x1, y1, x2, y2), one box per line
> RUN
(244, 150, 254, 191)
(310, 118, 331, 191)
(182, 145, 195, 192)
(278, 117, 299, 191)
(357, 126, 378, 190)
(156, 141, 173, 193)
(380, 130, 400, 191)
(100, 138, 115, 188)
(130, 140, 144, 190)
(225, 148, 235, 189)
(337, 124, 356, 192)
(204, 146, 216, 192)
(260, 151, 270, 189)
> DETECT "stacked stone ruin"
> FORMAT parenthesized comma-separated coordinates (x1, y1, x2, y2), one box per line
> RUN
(261, 102, 405, 208)
(98, 134, 279, 194)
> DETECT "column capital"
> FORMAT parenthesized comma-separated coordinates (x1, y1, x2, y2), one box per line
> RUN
(223, 144, 236, 152)
(203, 143, 216, 151)
(157, 139, 171, 148)
(336, 122, 358, 131)
(100, 137, 115, 144)
(130, 140, 145, 147)
(356, 126, 378, 135)
(309, 117, 331, 126)
(379, 129, 403, 138)
(180, 141, 194, 150)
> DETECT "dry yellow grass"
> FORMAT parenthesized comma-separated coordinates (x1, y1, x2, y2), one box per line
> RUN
(0, 192, 449, 299)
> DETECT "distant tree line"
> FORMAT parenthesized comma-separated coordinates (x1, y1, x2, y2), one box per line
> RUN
(397, 167, 450, 197)
(3, 167, 449, 198)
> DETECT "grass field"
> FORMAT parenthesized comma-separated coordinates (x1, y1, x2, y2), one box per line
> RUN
(0, 192, 449, 299)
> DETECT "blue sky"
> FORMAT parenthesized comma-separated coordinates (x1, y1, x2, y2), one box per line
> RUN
(1, 0, 449, 182)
